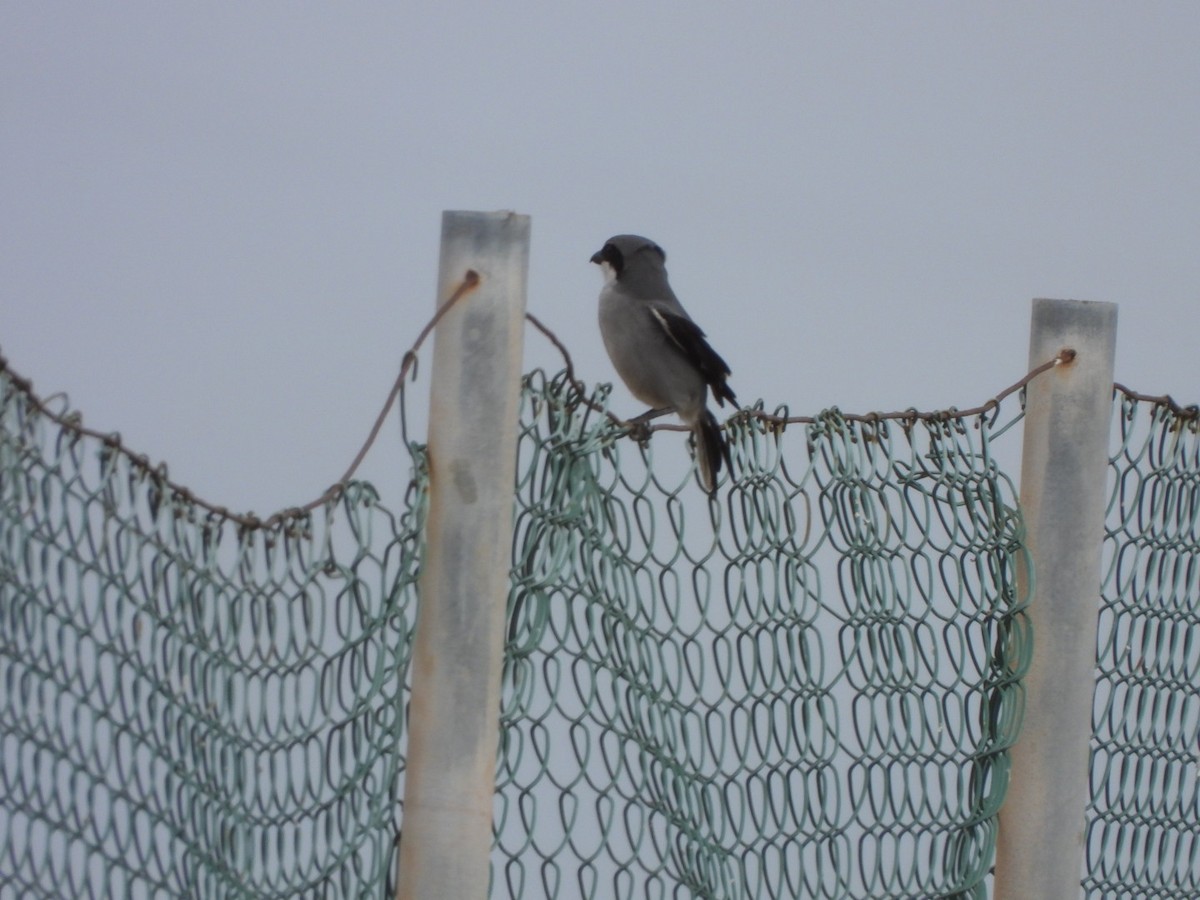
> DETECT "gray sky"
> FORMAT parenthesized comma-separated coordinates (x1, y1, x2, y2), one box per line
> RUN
(3, 3, 1198, 514)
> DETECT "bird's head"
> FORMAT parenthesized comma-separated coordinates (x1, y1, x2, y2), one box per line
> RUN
(590, 235, 666, 283)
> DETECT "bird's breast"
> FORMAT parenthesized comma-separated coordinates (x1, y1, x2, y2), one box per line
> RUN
(598, 288, 705, 415)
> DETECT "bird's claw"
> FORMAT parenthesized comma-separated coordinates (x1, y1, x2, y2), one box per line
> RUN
(627, 421, 653, 444)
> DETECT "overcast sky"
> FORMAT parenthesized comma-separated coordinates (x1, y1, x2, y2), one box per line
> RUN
(3, 3, 1197, 514)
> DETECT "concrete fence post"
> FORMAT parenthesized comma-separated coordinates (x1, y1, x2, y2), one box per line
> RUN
(396, 210, 530, 900)
(995, 298, 1118, 899)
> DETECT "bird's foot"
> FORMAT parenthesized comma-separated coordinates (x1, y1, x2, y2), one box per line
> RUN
(626, 407, 671, 443)
(627, 421, 653, 443)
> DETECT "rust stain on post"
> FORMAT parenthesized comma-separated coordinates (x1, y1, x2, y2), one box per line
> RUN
(445, 269, 481, 306)
(1055, 347, 1078, 368)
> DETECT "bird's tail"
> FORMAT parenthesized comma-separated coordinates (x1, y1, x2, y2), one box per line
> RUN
(693, 410, 732, 496)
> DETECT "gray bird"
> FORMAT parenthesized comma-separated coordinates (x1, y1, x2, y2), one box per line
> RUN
(590, 234, 736, 495)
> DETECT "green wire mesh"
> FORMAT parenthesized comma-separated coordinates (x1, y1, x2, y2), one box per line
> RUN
(498, 371, 1031, 900)
(0, 362, 425, 898)
(1086, 391, 1200, 899)
(4, 350, 1196, 900)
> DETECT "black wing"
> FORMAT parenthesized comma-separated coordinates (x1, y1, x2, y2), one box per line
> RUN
(649, 306, 737, 407)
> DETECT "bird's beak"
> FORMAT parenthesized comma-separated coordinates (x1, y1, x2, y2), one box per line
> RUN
(589, 250, 603, 264)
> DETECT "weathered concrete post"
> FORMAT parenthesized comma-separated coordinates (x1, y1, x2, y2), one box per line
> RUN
(995, 298, 1117, 900)
(397, 210, 530, 900)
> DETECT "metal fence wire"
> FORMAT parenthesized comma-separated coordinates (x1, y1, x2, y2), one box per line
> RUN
(498, 370, 1030, 900)
(0, 359, 425, 898)
(1085, 389, 1200, 899)
(1, 350, 1197, 899)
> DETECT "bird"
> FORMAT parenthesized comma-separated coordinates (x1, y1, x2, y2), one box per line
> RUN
(590, 234, 736, 495)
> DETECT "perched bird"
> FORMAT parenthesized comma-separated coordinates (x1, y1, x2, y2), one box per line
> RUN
(590, 234, 736, 494)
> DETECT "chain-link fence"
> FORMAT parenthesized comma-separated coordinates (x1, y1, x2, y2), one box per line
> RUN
(1085, 389, 1200, 899)
(1, 344, 1197, 899)
(499, 370, 1030, 900)
(0, 358, 424, 898)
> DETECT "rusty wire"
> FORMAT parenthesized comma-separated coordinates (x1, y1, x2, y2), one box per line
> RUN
(0, 270, 477, 533)
(0, 293, 1069, 538)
